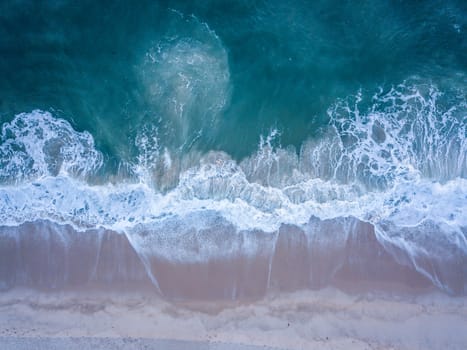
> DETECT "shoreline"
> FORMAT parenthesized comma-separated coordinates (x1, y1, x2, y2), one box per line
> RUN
(1, 288, 466, 350)
(4, 217, 462, 299)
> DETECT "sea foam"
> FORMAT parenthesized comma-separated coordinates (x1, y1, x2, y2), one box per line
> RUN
(0, 82, 466, 295)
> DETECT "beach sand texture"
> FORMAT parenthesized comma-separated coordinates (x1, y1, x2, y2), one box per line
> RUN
(1, 288, 466, 350)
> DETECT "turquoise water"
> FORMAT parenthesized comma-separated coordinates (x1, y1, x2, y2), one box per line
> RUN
(1, 1, 465, 161)
(0, 1, 466, 294)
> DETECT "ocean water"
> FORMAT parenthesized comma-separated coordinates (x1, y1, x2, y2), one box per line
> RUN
(0, 0, 466, 297)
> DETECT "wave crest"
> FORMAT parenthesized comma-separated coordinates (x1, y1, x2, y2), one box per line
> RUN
(0, 110, 103, 183)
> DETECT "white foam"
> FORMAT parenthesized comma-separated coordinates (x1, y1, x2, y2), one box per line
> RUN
(0, 110, 103, 183)
(0, 82, 465, 265)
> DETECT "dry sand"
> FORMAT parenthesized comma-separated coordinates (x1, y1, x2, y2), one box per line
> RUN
(0, 288, 466, 350)
(0, 337, 280, 350)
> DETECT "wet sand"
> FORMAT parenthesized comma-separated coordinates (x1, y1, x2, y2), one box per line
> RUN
(1, 288, 466, 350)
(1, 221, 466, 349)
(3, 218, 455, 299)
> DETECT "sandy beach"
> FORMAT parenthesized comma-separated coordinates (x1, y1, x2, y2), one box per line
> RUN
(1, 1, 466, 349)
(1, 288, 466, 350)
(0, 337, 282, 350)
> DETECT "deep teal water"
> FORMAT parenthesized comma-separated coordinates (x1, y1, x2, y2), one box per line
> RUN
(1, 0, 465, 164)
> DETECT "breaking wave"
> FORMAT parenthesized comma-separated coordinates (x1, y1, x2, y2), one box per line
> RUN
(0, 82, 466, 296)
